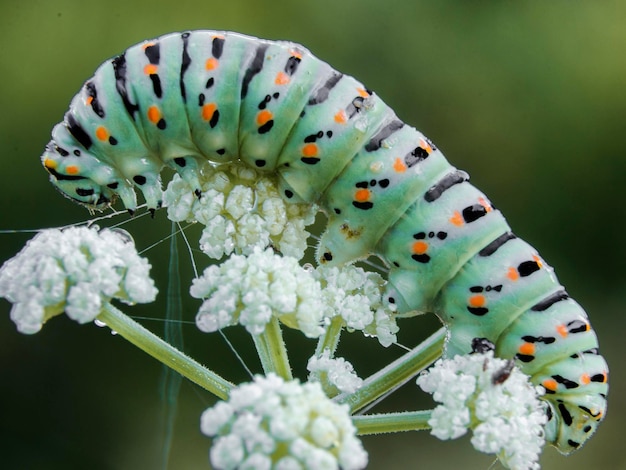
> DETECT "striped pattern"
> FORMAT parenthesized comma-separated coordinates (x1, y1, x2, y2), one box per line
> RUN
(40, 30, 607, 454)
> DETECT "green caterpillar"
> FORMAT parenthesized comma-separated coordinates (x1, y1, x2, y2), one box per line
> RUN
(41, 30, 608, 453)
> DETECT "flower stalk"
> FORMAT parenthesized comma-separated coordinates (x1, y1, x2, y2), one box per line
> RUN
(352, 410, 433, 435)
(335, 327, 446, 413)
(98, 302, 233, 399)
(252, 316, 293, 380)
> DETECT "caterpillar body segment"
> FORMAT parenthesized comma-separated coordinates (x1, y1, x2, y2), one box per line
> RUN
(40, 30, 608, 453)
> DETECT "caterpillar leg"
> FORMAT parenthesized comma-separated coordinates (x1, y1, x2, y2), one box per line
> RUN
(167, 156, 203, 197)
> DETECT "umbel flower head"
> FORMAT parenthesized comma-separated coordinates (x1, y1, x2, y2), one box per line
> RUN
(0, 226, 157, 334)
(416, 351, 547, 470)
(313, 265, 399, 347)
(191, 247, 325, 338)
(307, 350, 363, 395)
(163, 161, 317, 260)
(201, 373, 368, 470)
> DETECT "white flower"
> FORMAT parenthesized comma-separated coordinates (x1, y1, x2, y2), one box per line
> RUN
(416, 352, 547, 470)
(163, 162, 316, 260)
(0, 226, 157, 334)
(191, 248, 325, 338)
(201, 374, 368, 470)
(314, 265, 398, 346)
(307, 350, 363, 394)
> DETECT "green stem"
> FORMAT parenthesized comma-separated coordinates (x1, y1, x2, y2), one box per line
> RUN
(315, 315, 344, 357)
(352, 410, 432, 435)
(335, 327, 445, 412)
(252, 317, 292, 380)
(99, 303, 233, 400)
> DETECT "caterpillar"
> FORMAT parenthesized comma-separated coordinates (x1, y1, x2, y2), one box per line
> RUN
(41, 30, 608, 453)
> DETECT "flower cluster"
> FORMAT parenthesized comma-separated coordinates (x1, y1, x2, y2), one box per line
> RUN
(314, 265, 398, 347)
(416, 352, 547, 470)
(0, 226, 157, 334)
(163, 162, 316, 260)
(191, 248, 325, 338)
(201, 373, 368, 470)
(307, 350, 363, 395)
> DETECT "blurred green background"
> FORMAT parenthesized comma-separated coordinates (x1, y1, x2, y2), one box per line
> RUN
(1, 1, 624, 468)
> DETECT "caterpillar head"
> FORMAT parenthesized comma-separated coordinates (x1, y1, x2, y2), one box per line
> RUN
(41, 141, 111, 212)
(42, 124, 138, 213)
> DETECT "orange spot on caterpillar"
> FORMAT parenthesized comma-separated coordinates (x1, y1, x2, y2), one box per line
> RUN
(478, 197, 493, 212)
(257, 110, 273, 126)
(393, 157, 407, 173)
(290, 49, 303, 60)
(419, 138, 432, 154)
(533, 254, 543, 268)
(95, 126, 109, 141)
(202, 103, 217, 121)
(556, 324, 568, 338)
(144, 64, 158, 75)
(142, 42, 155, 50)
(580, 373, 591, 385)
(302, 143, 318, 158)
(275, 71, 290, 85)
(542, 379, 558, 392)
(357, 87, 369, 98)
(66, 165, 79, 175)
(147, 105, 161, 124)
(449, 211, 463, 226)
(518, 342, 535, 356)
(86, 96, 93, 106)
(205, 57, 219, 70)
(412, 240, 428, 255)
(468, 294, 486, 308)
(334, 110, 347, 124)
(507, 267, 519, 281)
(354, 188, 371, 203)
(600, 372, 608, 383)
(43, 158, 57, 169)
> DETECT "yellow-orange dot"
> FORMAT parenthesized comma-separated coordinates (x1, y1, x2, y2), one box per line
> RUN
(257, 109, 273, 126)
(205, 57, 219, 70)
(419, 138, 432, 154)
(519, 342, 535, 356)
(357, 87, 369, 98)
(394, 157, 407, 173)
(334, 110, 347, 124)
(302, 143, 318, 158)
(275, 71, 290, 85)
(412, 240, 428, 255)
(142, 42, 155, 50)
(580, 373, 591, 385)
(533, 254, 543, 268)
(354, 188, 371, 203)
(507, 267, 519, 281)
(144, 64, 158, 75)
(290, 50, 302, 59)
(600, 372, 608, 383)
(86, 96, 93, 106)
(147, 105, 161, 124)
(202, 103, 217, 121)
(449, 211, 463, 227)
(468, 294, 486, 308)
(542, 379, 558, 392)
(95, 126, 109, 141)
(43, 158, 57, 169)
(478, 196, 492, 212)
(556, 324, 568, 338)
(66, 165, 79, 175)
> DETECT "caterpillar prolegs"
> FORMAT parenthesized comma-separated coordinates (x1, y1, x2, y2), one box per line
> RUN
(41, 30, 608, 453)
